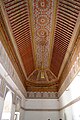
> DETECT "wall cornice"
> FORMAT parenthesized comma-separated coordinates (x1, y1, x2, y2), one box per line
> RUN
(21, 107, 59, 112)
(21, 95, 80, 112)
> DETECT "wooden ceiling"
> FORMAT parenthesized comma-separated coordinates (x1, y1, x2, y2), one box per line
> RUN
(50, 0, 80, 76)
(2, 0, 35, 76)
(0, 0, 80, 92)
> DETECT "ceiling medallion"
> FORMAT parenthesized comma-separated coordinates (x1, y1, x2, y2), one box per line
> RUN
(37, 15, 49, 26)
(36, 29, 48, 46)
(37, 0, 51, 11)
(37, 29, 49, 38)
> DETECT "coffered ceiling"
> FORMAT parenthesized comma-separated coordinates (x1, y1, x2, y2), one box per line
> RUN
(0, 0, 80, 92)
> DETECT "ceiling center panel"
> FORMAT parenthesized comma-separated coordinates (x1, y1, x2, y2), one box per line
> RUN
(31, 0, 54, 69)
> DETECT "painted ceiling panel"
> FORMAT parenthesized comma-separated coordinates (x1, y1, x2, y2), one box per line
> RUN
(31, 0, 54, 69)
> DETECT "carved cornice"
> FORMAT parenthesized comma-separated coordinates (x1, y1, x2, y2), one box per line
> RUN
(26, 92, 58, 99)
(21, 107, 59, 111)
(27, 86, 58, 92)
(21, 95, 80, 111)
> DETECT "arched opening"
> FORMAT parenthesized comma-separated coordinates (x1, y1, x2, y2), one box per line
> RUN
(1, 91, 12, 120)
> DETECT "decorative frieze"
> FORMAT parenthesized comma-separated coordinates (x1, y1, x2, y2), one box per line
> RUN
(26, 92, 58, 99)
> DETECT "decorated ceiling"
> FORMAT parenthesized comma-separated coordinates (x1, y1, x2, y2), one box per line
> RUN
(31, 0, 54, 69)
(0, 0, 80, 92)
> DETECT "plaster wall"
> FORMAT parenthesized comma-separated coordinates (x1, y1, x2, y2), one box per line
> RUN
(59, 72, 80, 120)
(24, 99, 59, 120)
(24, 111, 59, 120)
(0, 97, 4, 120)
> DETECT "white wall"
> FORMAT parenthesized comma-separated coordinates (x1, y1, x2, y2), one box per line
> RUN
(0, 97, 4, 120)
(59, 101, 80, 120)
(25, 99, 59, 109)
(25, 111, 59, 120)
(11, 104, 15, 120)
(59, 72, 80, 120)
(20, 109, 25, 120)
(20, 96, 26, 120)
(24, 99, 59, 120)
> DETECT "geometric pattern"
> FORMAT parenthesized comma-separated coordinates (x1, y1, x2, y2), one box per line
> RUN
(32, 0, 54, 69)
(26, 92, 58, 99)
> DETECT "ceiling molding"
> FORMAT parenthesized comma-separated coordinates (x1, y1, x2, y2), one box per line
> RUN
(26, 91, 58, 99)
(21, 107, 59, 111)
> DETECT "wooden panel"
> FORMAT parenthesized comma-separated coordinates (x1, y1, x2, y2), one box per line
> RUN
(50, 0, 80, 76)
(3, 0, 35, 76)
